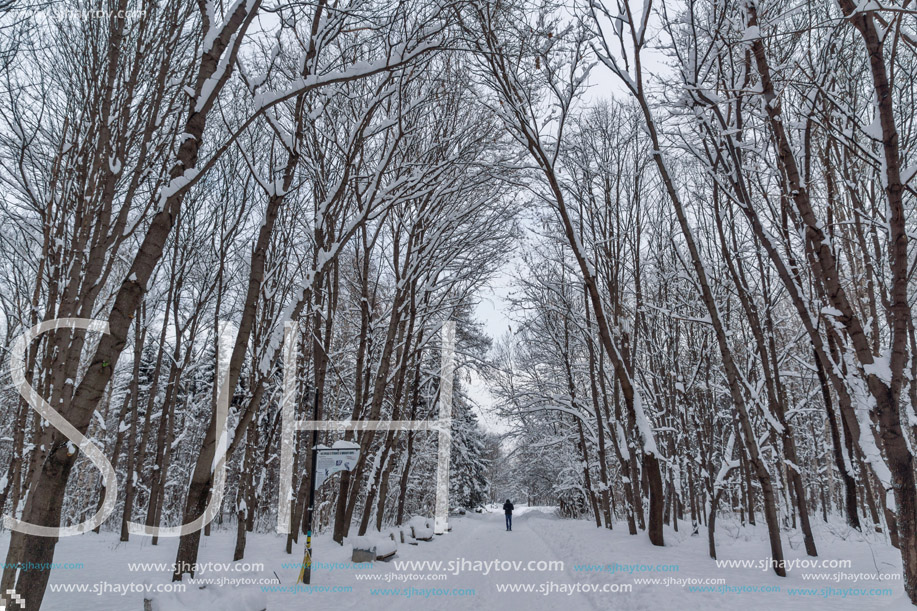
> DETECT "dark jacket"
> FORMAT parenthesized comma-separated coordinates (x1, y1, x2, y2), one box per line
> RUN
(503, 501, 514, 514)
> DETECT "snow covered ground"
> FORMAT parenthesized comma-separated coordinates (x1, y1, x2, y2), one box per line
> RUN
(7, 506, 912, 610)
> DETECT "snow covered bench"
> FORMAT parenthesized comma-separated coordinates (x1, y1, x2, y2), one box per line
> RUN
(397, 527, 418, 545)
(374, 537, 397, 561)
(351, 535, 397, 562)
(408, 516, 433, 541)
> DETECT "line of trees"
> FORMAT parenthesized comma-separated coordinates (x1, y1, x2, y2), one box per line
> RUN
(476, 0, 917, 603)
(0, 2, 511, 609)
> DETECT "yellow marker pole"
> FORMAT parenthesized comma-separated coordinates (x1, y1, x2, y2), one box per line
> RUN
(296, 532, 312, 584)
(296, 389, 319, 585)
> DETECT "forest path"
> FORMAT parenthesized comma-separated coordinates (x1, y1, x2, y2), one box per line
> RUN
(13, 507, 909, 610)
(431, 506, 603, 610)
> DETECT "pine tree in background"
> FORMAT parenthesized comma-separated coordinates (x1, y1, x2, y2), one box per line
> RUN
(449, 380, 490, 511)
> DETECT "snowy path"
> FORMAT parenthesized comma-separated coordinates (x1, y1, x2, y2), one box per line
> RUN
(406, 507, 601, 610)
(308, 507, 909, 611)
(6, 506, 912, 610)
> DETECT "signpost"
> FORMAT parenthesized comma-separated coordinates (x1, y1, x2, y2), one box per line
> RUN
(296, 391, 359, 585)
(289, 321, 454, 585)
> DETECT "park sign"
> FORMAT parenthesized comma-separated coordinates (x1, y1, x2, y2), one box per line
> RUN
(313, 443, 360, 489)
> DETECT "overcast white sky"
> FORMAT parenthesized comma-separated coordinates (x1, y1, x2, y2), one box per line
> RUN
(466, 262, 517, 434)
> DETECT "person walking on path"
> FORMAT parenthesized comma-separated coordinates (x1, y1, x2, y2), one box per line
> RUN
(503, 499, 514, 531)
